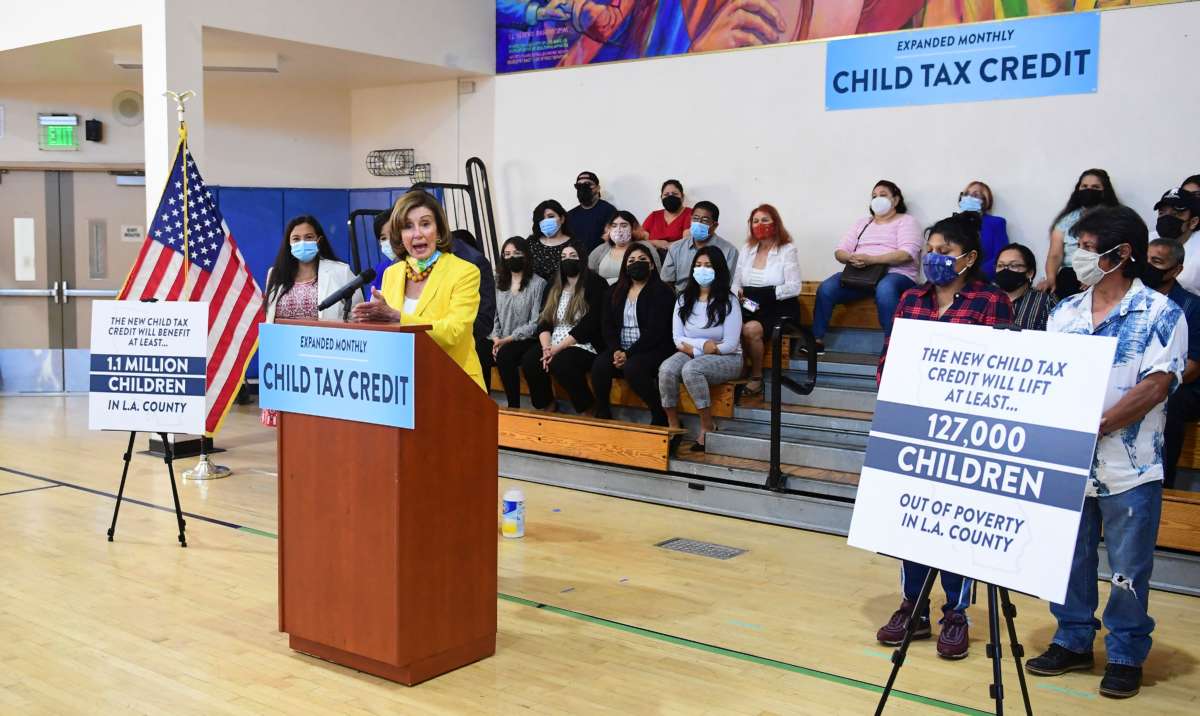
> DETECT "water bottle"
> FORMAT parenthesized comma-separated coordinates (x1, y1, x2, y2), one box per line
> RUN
(501, 489, 525, 539)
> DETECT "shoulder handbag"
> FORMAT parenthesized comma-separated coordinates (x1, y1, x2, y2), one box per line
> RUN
(839, 220, 888, 290)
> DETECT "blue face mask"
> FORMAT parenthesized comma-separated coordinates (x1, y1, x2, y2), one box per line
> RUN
(291, 240, 319, 263)
(958, 195, 984, 213)
(380, 240, 397, 262)
(690, 222, 710, 242)
(923, 251, 967, 286)
(539, 217, 560, 237)
(692, 266, 716, 286)
(411, 249, 442, 273)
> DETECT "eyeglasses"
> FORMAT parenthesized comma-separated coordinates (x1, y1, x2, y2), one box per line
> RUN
(996, 262, 1027, 272)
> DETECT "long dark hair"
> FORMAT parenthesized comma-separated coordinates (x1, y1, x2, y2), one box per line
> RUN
(926, 213, 985, 284)
(496, 236, 532, 292)
(531, 199, 571, 239)
(266, 215, 338, 303)
(610, 242, 663, 307)
(678, 245, 733, 328)
(538, 240, 592, 327)
(1051, 168, 1119, 228)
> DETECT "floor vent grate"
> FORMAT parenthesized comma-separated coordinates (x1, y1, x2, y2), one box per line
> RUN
(656, 538, 746, 560)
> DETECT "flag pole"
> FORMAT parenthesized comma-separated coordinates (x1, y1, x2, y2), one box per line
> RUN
(166, 90, 233, 482)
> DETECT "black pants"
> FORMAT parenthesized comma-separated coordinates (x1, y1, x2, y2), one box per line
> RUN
(591, 346, 673, 426)
(1164, 383, 1200, 489)
(520, 343, 596, 413)
(486, 338, 537, 409)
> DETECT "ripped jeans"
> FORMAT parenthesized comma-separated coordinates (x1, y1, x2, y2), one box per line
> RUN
(1051, 480, 1163, 667)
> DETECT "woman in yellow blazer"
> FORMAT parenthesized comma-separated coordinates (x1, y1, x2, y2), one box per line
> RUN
(351, 191, 485, 391)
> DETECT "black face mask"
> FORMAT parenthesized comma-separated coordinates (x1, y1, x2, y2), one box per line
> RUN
(993, 269, 1029, 292)
(560, 258, 582, 278)
(575, 184, 594, 205)
(626, 261, 651, 281)
(1156, 215, 1186, 240)
(503, 256, 526, 273)
(1141, 265, 1172, 290)
(661, 195, 683, 213)
(1075, 188, 1104, 208)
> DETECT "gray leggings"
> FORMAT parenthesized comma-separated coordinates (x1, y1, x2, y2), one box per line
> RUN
(658, 351, 744, 409)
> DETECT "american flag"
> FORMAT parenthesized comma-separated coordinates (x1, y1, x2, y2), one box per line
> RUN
(118, 142, 263, 435)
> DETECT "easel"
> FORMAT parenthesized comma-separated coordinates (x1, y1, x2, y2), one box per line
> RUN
(875, 568, 1032, 715)
(107, 431, 187, 548)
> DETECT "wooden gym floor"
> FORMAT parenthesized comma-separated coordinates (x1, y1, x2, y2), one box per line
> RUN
(1, 396, 1198, 715)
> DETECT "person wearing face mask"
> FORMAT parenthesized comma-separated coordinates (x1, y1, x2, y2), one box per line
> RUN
(1029, 206, 1187, 700)
(352, 192, 486, 391)
(957, 181, 1009, 280)
(638, 179, 693, 251)
(875, 212, 1013, 661)
(661, 201, 738, 293)
(527, 199, 575, 281)
(812, 180, 923, 353)
(587, 210, 661, 284)
(1038, 169, 1120, 300)
(659, 246, 743, 452)
(486, 236, 549, 408)
(1150, 188, 1200, 296)
(565, 171, 618, 254)
(1142, 238, 1200, 490)
(732, 204, 803, 395)
(591, 244, 676, 425)
(520, 241, 609, 414)
(261, 215, 361, 427)
(993, 243, 1056, 331)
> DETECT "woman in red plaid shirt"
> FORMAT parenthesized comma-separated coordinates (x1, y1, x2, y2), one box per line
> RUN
(874, 212, 1014, 660)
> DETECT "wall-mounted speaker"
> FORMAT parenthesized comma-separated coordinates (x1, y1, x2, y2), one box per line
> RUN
(85, 119, 103, 142)
(112, 90, 143, 127)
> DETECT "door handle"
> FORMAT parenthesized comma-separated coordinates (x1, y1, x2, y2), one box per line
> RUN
(54, 281, 60, 303)
(0, 286, 57, 299)
(61, 280, 68, 304)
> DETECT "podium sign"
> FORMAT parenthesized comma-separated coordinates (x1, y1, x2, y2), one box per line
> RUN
(848, 319, 1115, 603)
(259, 322, 415, 429)
(88, 300, 208, 434)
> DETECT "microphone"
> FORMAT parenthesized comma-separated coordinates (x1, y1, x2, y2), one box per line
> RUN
(317, 268, 377, 311)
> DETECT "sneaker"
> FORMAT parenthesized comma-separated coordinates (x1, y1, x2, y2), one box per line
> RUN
(1025, 644, 1095, 676)
(1099, 664, 1142, 698)
(876, 600, 931, 646)
(936, 611, 969, 660)
(800, 340, 826, 357)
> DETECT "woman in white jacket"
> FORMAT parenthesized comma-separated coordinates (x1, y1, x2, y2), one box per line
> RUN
(261, 215, 362, 426)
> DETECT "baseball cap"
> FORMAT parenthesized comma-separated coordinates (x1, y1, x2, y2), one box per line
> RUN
(1155, 188, 1200, 214)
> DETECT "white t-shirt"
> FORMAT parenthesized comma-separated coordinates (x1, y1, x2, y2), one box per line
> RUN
(1178, 236, 1200, 296)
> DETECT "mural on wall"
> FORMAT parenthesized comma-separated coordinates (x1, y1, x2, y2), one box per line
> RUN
(496, 0, 1187, 73)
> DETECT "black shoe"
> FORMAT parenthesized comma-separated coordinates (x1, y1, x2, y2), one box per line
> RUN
(1025, 644, 1095, 676)
(668, 434, 683, 456)
(688, 440, 706, 453)
(1099, 664, 1142, 698)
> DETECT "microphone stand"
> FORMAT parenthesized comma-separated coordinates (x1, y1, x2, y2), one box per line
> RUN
(342, 295, 353, 322)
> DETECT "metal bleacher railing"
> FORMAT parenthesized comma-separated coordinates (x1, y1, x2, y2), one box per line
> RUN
(765, 319, 818, 492)
(347, 157, 500, 277)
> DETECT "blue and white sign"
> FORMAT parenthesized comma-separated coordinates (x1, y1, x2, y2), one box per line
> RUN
(847, 319, 1115, 603)
(88, 300, 209, 434)
(826, 12, 1099, 111)
(258, 323, 415, 429)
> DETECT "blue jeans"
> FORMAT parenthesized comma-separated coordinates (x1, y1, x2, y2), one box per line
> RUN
(1051, 481, 1163, 667)
(901, 561, 972, 617)
(812, 272, 916, 339)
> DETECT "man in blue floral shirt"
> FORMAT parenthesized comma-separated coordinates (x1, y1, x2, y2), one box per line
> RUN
(1026, 206, 1188, 699)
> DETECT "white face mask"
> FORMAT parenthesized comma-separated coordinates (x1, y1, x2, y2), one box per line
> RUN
(870, 196, 894, 216)
(380, 240, 397, 262)
(610, 225, 632, 246)
(1073, 244, 1125, 287)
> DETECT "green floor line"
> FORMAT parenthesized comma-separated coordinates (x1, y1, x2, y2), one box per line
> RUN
(239, 526, 986, 713)
(498, 593, 989, 715)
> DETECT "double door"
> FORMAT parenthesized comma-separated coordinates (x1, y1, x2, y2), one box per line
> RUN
(0, 170, 144, 393)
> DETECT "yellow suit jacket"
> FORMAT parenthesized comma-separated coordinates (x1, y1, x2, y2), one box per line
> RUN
(381, 252, 486, 391)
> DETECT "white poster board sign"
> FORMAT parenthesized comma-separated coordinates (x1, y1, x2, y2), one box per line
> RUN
(847, 318, 1116, 603)
(88, 301, 209, 434)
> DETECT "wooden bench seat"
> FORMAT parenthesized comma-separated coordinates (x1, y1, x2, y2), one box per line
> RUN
(498, 408, 684, 471)
(1160, 489, 1200, 553)
(489, 367, 739, 418)
(798, 279, 882, 330)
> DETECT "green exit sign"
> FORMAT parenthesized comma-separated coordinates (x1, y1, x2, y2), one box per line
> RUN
(38, 114, 79, 151)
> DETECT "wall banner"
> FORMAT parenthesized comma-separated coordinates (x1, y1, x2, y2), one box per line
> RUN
(825, 12, 1099, 110)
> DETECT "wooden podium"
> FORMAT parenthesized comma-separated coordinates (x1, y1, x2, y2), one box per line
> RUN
(275, 320, 498, 685)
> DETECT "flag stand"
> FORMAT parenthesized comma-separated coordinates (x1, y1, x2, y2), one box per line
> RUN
(183, 440, 233, 481)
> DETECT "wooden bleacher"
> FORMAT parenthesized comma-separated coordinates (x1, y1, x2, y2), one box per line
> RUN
(499, 408, 684, 471)
(797, 280, 882, 330)
(489, 367, 739, 418)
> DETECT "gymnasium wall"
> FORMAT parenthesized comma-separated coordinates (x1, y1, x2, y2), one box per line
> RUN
(488, 2, 1200, 281)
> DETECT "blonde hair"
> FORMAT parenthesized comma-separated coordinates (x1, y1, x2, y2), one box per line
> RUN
(388, 191, 453, 258)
